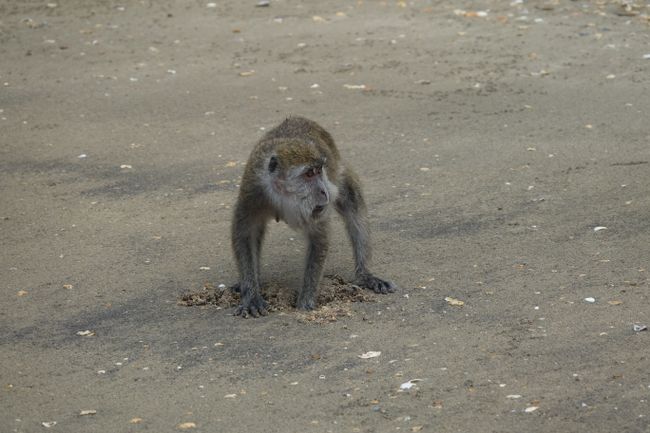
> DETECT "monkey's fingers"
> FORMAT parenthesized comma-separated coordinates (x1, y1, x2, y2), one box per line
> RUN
(378, 281, 397, 294)
(254, 305, 269, 316)
(233, 297, 269, 318)
(249, 304, 270, 317)
(256, 300, 269, 316)
(234, 305, 248, 318)
(234, 305, 257, 318)
(296, 296, 316, 310)
(358, 274, 397, 295)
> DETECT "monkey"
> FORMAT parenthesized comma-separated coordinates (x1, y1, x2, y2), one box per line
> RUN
(230, 116, 395, 317)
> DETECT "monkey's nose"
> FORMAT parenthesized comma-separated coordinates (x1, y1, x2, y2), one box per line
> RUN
(313, 205, 326, 216)
(320, 188, 329, 202)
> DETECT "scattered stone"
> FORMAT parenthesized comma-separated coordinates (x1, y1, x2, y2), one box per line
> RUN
(445, 296, 464, 306)
(77, 330, 95, 336)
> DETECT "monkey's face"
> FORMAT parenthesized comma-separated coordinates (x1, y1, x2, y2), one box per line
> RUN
(303, 164, 332, 218)
(268, 155, 338, 228)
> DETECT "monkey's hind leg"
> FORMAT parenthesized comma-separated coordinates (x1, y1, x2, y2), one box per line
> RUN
(296, 222, 330, 310)
(231, 217, 269, 318)
(336, 170, 396, 294)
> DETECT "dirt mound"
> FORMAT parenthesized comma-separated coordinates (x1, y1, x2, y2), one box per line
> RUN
(179, 274, 374, 322)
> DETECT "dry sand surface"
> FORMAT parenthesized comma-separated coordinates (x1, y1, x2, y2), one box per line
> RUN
(1, 1, 650, 432)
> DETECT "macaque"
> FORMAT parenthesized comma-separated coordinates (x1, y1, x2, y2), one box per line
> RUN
(231, 116, 395, 317)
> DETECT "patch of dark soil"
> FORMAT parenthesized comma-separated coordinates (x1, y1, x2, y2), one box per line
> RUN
(179, 274, 375, 323)
(178, 283, 238, 308)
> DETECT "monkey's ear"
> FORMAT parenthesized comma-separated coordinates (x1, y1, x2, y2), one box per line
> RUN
(268, 156, 278, 173)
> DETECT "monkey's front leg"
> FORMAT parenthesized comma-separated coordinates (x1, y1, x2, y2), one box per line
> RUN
(337, 172, 396, 294)
(296, 223, 330, 310)
(232, 219, 269, 318)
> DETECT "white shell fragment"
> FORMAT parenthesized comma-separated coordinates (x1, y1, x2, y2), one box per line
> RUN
(42, 422, 57, 428)
(633, 324, 647, 332)
(506, 394, 522, 399)
(593, 226, 607, 232)
(399, 379, 422, 390)
(444, 296, 465, 306)
(79, 410, 97, 416)
(525, 406, 539, 413)
(584, 297, 596, 303)
(358, 351, 381, 359)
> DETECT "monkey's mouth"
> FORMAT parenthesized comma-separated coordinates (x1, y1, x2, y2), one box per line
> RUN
(312, 205, 326, 218)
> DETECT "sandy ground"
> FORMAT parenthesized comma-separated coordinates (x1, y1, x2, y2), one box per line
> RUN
(1, 0, 650, 432)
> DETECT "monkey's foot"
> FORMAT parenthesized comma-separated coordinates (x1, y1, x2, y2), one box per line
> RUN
(295, 294, 316, 311)
(356, 273, 396, 294)
(234, 295, 269, 318)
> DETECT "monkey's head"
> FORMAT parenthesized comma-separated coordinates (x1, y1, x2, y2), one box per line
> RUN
(264, 141, 339, 228)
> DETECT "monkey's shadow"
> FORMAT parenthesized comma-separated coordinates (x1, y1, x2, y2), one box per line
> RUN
(179, 274, 374, 322)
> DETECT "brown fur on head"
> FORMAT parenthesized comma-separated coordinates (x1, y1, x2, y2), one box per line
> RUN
(273, 139, 324, 174)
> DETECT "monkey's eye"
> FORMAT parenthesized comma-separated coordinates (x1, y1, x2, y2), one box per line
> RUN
(305, 168, 316, 178)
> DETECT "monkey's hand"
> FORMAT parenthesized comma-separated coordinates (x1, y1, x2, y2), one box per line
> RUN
(295, 293, 316, 311)
(356, 273, 396, 295)
(234, 291, 269, 318)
